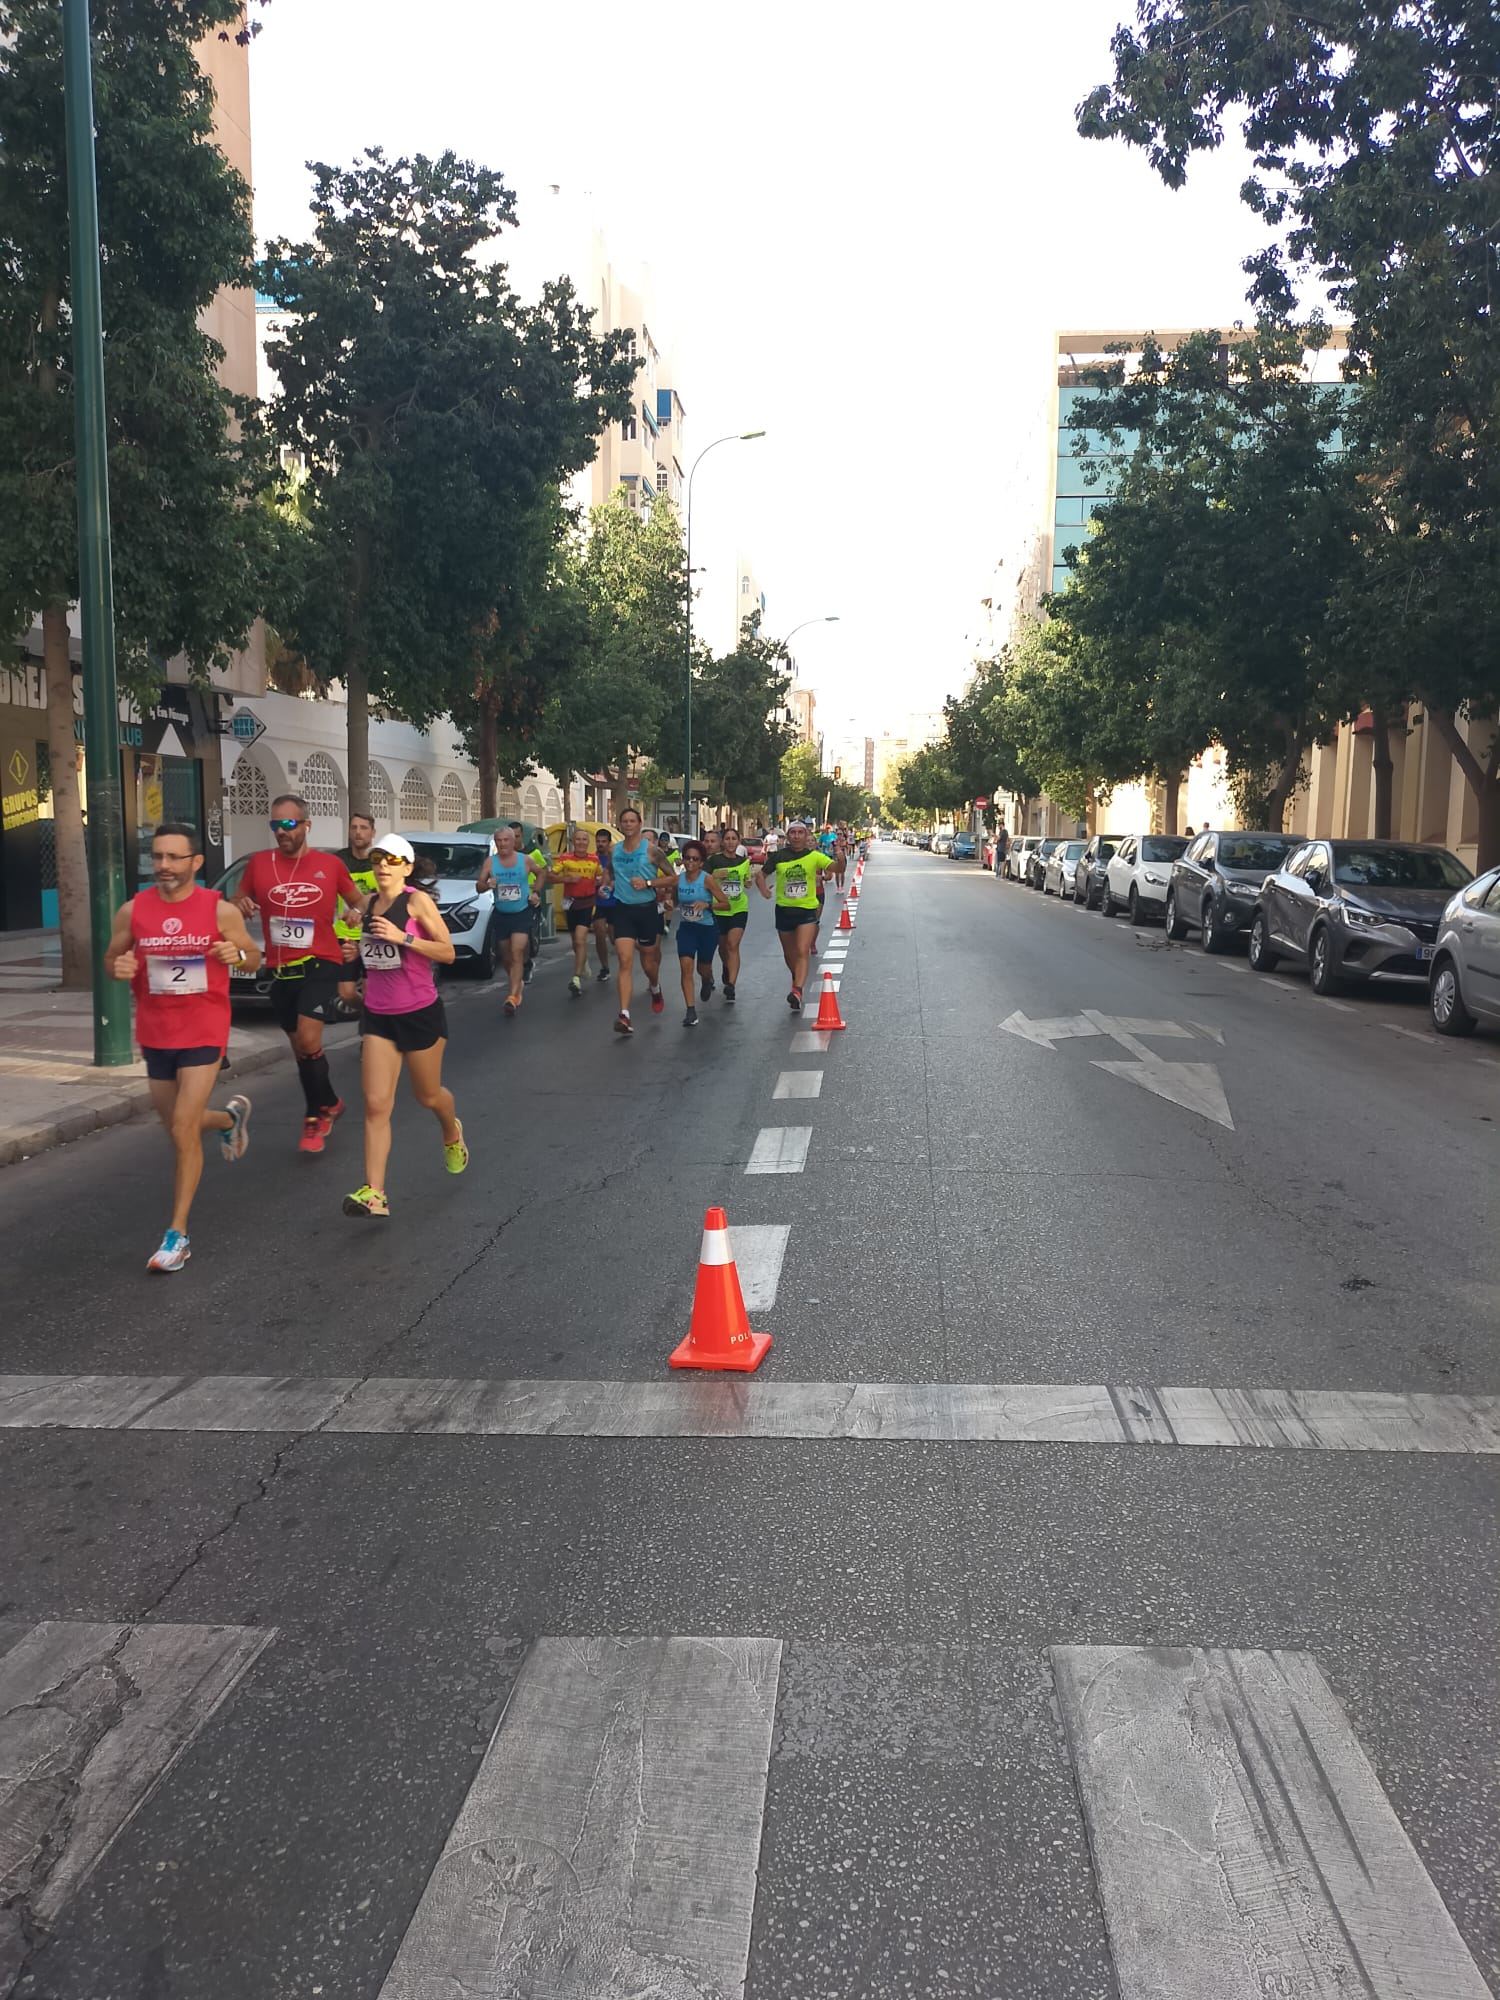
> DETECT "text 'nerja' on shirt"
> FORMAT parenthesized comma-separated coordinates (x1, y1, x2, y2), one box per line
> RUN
(611, 839, 667, 905)
(487, 853, 533, 909)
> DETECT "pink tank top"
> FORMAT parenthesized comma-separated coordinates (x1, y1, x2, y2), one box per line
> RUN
(360, 894, 438, 1013)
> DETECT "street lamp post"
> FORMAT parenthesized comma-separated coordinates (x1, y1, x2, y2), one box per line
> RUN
(63, 0, 131, 1066)
(772, 616, 839, 825)
(683, 430, 764, 835)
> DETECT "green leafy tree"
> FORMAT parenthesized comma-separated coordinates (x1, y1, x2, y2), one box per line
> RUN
(528, 495, 686, 823)
(687, 631, 795, 811)
(259, 150, 634, 814)
(778, 740, 824, 817)
(1079, 0, 1500, 860)
(0, 0, 278, 984)
(1062, 323, 1362, 828)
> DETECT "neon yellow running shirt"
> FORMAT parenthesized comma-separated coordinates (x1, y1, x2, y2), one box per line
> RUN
(771, 850, 832, 910)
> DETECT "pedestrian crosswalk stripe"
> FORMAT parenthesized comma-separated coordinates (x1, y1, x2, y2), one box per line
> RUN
(745, 1126, 811, 1174)
(788, 1029, 833, 1053)
(727, 1224, 790, 1310)
(1052, 1644, 1492, 1999)
(2, 1375, 1495, 1452)
(773, 1069, 823, 1099)
(377, 1637, 780, 2000)
(0, 1619, 272, 1933)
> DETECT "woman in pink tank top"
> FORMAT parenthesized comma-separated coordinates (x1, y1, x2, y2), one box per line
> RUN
(343, 836, 468, 1219)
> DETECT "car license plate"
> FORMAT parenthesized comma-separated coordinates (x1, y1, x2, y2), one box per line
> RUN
(1415, 944, 1433, 962)
(230, 964, 255, 981)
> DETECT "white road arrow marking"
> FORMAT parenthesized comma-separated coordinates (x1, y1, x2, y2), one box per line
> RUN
(998, 1010, 1103, 1049)
(1092, 1058, 1235, 1129)
(999, 1011, 1234, 1128)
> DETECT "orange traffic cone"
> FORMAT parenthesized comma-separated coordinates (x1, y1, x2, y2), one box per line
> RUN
(814, 970, 847, 1030)
(837, 901, 854, 931)
(669, 1207, 773, 1372)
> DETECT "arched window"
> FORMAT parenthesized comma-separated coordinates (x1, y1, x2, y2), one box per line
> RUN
(469, 779, 483, 820)
(226, 754, 269, 819)
(300, 751, 342, 822)
(543, 783, 562, 823)
(367, 762, 394, 827)
(436, 774, 468, 827)
(398, 767, 434, 829)
(520, 779, 544, 826)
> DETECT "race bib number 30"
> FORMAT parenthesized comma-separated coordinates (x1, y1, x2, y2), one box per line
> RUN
(269, 914, 316, 950)
(146, 955, 208, 994)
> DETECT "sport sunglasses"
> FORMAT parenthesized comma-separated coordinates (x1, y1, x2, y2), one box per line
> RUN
(369, 849, 410, 866)
(268, 817, 304, 830)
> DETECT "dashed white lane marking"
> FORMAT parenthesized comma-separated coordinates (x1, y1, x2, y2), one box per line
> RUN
(0, 1620, 273, 1926)
(726, 1225, 790, 1310)
(378, 1636, 780, 2000)
(1054, 1644, 1492, 2000)
(1381, 1022, 1434, 1044)
(773, 1070, 823, 1100)
(789, 1030, 833, 1053)
(3, 1376, 1495, 1452)
(745, 1126, 811, 1175)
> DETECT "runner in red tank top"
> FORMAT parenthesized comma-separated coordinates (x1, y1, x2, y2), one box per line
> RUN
(105, 821, 262, 1273)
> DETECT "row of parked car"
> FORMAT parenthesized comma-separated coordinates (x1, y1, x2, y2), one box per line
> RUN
(993, 829, 1500, 1037)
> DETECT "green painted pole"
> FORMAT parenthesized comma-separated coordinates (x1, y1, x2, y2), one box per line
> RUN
(62, 0, 131, 1066)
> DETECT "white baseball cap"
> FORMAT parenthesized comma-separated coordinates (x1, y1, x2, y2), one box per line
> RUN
(371, 834, 415, 864)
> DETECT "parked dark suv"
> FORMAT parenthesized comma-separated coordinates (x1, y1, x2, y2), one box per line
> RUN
(1248, 839, 1472, 995)
(1164, 831, 1300, 952)
(1072, 834, 1118, 910)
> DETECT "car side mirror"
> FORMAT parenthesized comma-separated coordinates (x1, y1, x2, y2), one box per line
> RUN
(1306, 869, 1325, 893)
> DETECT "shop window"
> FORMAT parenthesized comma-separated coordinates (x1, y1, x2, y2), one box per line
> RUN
(437, 774, 467, 826)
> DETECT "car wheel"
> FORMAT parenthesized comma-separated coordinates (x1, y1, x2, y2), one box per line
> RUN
(1201, 900, 1230, 953)
(1083, 879, 1098, 910)
(473, 917, 498, 981)
(1163, 889, 1187, 940)
(1248, 912, 1278, 972)
(1100, 881, 1116, 917)
(1128, 885, 1148, 927)
(1430, 957, 1477, 1037)
(1308, 925, 1344, 996)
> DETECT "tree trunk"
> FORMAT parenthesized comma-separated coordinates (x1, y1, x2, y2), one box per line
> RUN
(1264, 731, 1305, 832)
(476, 696, 499, 819)
(43, 604, 91, 990)
(344, 663, 370, 817)
(1161, 768, 1181, 835)
(1369, 704, 1394, 839)
(1426, 705, 1500, 872)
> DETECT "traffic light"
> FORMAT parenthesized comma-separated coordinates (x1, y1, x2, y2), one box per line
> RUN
(833, 764, 842, 781)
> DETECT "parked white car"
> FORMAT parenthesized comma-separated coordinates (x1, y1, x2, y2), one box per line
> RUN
(1100, 834, 1190, 924)
(1005, 835, 1039, 882)
(1044, 840, 1087, 898)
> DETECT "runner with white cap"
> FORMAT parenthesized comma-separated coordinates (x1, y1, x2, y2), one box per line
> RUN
(342, 835, 467, 1219)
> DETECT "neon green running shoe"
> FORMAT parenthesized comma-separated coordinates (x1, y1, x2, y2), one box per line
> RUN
(444, 1121, 469, 1175)
(342, 1185, 390, 1218)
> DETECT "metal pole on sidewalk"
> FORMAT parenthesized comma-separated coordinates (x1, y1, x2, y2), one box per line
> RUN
(63, 0, 131, 1066)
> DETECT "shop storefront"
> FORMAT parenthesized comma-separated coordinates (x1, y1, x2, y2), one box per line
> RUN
(0, 661, 226, 931)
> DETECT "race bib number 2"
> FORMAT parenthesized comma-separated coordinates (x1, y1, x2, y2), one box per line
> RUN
(146, 955, 208, 995)
(269, 914, 316, 950)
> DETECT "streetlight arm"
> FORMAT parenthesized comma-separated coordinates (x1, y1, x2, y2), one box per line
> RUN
(682, 429, 764, 832)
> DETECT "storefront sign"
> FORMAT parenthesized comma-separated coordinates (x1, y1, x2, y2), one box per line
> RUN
(3, 747, 39, 831)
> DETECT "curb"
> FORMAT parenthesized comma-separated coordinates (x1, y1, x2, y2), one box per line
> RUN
(0, 948, 541, 1171)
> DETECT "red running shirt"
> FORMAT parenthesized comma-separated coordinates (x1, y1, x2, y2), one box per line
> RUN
(240, 848, 362, 970)
(130, 885, 231, 1051)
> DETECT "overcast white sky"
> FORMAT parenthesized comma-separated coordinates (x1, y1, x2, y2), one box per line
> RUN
(249, 0, 1266, 743)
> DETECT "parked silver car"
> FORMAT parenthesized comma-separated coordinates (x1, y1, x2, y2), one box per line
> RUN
(1429, 866, 1500, 1035)
(1044, 840, 1087, 898)
(1164, 830, 1300, 951)
(1026, 836, 1064, 889)
(1248, 839, 1472, 996)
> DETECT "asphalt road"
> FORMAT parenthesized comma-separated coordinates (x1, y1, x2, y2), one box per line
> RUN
(2, 844, 1496, 1999)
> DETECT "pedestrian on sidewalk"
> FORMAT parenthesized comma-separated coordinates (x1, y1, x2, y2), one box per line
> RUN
(235, 793, 364, 1155)
(342, 836, 466, 1219)
(105, 822, 260, 1271)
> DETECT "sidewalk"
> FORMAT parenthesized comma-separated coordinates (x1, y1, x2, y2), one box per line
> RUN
(0, 927, 537, 1167)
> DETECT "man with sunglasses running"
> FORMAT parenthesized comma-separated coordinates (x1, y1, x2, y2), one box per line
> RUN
(236, 793, 364, 1153)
